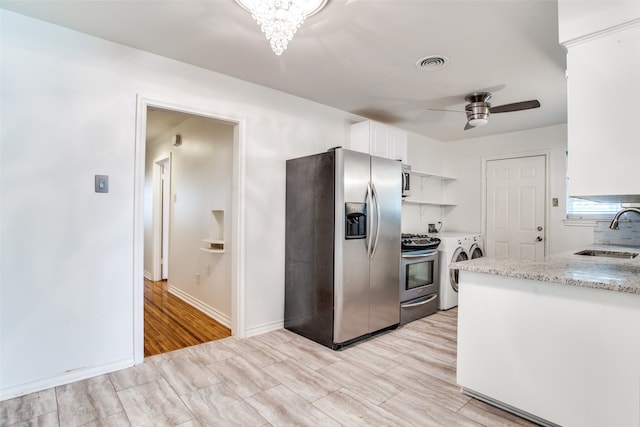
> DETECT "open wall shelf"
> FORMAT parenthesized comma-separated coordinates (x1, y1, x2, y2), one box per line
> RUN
(404, 171, 457, 207)
(403, 198, 457, 207)
(200, 239, 224, 253)
(200, 210, 225, 253)
(411, 170, 457, 181)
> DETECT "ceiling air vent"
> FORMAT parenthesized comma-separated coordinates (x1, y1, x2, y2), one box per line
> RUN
(416, 55, 449, 71)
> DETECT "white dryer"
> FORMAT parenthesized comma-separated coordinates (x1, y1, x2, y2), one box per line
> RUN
(433, 232, 483, 310)
(467, 233, 485, 260)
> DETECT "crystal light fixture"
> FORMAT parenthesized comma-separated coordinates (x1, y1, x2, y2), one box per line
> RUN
(235, 0, 328, 55)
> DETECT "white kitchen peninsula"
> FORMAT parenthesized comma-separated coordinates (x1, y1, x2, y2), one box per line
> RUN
(455, 246, 640, 427)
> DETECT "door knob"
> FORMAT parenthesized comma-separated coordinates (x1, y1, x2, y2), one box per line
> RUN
(536, 236, 543, 242)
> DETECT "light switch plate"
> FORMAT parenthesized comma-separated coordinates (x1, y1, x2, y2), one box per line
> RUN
(95, 175, 109, 193)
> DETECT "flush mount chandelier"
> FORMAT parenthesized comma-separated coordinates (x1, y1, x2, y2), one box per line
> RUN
(235, 0, 328, 55)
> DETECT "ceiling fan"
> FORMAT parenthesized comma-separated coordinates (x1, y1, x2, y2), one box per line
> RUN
(431, 92, 540, 130)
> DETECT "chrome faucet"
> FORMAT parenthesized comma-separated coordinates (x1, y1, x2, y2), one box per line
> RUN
(609, 207, 640, 229)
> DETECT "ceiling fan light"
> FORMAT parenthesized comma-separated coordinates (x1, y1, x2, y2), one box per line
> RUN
(465, 102, 490, 127)
(468, 117, 489, 127)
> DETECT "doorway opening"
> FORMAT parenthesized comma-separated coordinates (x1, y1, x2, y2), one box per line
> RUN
(134, 97, 245, 361)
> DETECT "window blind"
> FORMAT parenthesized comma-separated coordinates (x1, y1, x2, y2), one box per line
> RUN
(566, 197, 622, 219)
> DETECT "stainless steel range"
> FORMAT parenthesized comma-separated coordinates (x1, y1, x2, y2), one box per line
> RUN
(400, 234, 441, 325)
(402, 233, 441, 252)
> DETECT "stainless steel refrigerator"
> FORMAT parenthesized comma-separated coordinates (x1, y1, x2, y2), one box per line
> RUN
(285, 148, 401, 349)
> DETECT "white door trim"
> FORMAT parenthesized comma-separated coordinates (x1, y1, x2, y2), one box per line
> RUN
(134, 95, 247, 364)
(151, 156, 171, 282)
(481, 150, 550, 258)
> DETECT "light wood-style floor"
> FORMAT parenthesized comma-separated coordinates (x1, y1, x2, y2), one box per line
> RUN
(2, 308, 540, 426)
(144, 279, 231, 357)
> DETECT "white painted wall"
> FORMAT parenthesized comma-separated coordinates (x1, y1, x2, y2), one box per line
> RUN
(0, 10, 359, 399)
(442, 124, 593, 254)
(144, 117, 234, 324)
(401, 133, 447, 233)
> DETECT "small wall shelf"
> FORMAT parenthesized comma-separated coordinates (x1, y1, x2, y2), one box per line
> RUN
(411, 170, 457, 181)
(403, 198, 457, 207)
(201, 210, 225, 253)
(200, 239, 225, 253)
(403, 198, 456, 218)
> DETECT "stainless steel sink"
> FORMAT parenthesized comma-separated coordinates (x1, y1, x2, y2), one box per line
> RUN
(574, 249, 638, 259)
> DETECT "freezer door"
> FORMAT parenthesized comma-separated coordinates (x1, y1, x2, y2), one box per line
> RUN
(334, 149, 371, 344)
(284, 151, 335, 348)
(369, 155, 402, 331)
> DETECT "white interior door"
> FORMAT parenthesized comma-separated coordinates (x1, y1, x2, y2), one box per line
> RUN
(485, 156, 546, 260)
(152, 156, 171, 281)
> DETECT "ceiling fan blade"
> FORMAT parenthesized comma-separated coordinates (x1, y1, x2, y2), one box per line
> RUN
(428, 107, 465, 113)
(489, 100, 540, 114)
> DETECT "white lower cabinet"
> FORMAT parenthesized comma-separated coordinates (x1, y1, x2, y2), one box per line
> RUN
(457, 271, 640, 427)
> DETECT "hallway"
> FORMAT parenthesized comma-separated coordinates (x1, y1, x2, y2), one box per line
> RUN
(144, 279, 231, 357)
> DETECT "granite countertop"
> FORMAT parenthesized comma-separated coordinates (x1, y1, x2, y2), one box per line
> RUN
(453, 244, 640, 294)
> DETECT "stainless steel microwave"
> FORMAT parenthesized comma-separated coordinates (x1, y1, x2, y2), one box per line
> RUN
(402, 164, 411, 197)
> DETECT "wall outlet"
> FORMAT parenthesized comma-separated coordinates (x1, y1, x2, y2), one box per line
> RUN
(195, 273, 200, 285)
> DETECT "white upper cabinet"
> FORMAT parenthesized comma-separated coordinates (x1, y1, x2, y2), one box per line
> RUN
(560, 2, 640, 201)
(558, 0, 640, 45)
(350, 120, 407, 163)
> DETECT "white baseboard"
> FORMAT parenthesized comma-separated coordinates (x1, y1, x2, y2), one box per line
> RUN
(167, 285, 232, 329)
(0, 358, 135, 401)
(245, 319, 284, 338)
(143, 270, 153, 280)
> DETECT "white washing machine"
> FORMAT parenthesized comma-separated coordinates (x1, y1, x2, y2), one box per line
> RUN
(432, 232, 484, 310)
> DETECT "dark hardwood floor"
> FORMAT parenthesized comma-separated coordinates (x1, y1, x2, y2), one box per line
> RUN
(144, 279, 231, 357)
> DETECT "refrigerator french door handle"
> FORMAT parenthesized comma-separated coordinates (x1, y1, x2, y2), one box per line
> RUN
(370, 182, 381, 259)
(366, 183, 373, 259)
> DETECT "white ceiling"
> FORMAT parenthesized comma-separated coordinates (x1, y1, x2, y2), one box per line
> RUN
(1, 0, 568, 142)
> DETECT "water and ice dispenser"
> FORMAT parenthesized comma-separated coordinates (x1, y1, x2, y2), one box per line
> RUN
(345, 202, 367, 239)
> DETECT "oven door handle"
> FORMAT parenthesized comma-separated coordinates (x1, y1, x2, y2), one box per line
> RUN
(402, 294, 437, 308)
(402, 252, 436, 259)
